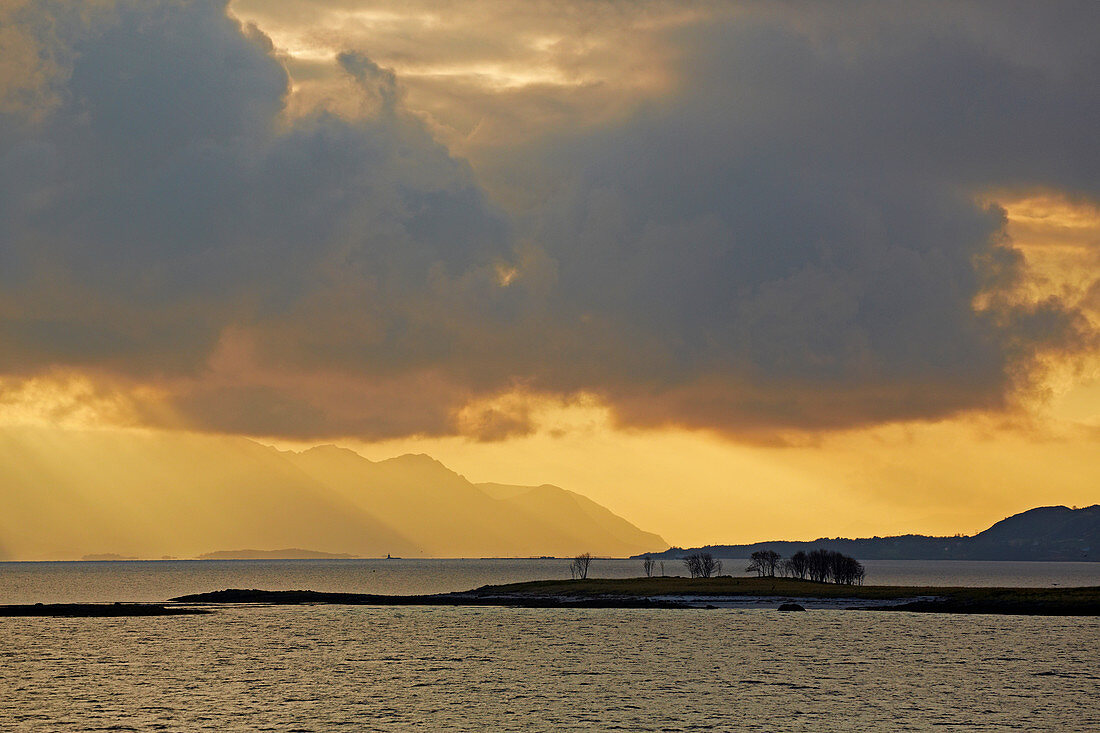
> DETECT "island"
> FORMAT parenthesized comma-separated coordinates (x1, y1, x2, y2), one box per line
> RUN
(170, 577, 1100, 616)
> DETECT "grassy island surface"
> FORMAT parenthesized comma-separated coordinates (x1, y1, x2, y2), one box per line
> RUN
(170, 576, 1100, 616)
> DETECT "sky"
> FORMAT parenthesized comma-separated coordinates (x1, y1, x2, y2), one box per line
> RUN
(1, 0, 1098, 547)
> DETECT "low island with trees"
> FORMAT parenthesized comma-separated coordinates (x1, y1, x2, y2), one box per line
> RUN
(8, 545, 1096, 618)
(166, 552, 1100, 617)
(163, 578, 1100, 615)
(13, 575, 1095, 617)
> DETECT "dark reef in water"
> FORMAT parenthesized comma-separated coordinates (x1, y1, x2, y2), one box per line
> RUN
(0, 603, 210, 617)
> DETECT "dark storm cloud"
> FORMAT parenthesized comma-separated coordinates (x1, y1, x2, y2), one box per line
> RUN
(0, 0, 1097, 439)
(497, 1, 1100, 431)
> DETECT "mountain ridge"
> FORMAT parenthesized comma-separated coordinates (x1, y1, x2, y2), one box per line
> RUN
(638, 505, 1100, 562)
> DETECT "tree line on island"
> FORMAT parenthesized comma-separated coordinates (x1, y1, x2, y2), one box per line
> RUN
(745, 549, 865, 585)
(571, 548, 865, 585)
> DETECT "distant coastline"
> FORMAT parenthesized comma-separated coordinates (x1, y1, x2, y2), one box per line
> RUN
(66, 505, 1098, 564)
(76, 549, 361, 561)
(640, 505, 1100, 562)
(196, 549, 357, 560)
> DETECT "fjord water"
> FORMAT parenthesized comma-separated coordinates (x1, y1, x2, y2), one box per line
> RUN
(2, 558, 1098, 604)
(4, 560, 1098, 732)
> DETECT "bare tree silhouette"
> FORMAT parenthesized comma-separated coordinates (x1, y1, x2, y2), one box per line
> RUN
(570, 553, 593, 580)
(683, 552, 722, 578)
(781, 551, 809, 580)
(746, 549, 781, 577)
(643, 556, 656, 577)
(802, 549, 864, 584)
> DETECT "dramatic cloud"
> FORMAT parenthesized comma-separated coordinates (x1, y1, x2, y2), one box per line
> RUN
(1, 0, 518, 438)
(230, 0, 687, 152)
(1, 0, 1097, 441)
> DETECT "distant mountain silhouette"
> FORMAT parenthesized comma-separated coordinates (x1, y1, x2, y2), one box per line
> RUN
(288, 446, 666, 558)
(641, 505, 1100, 562)
(0, 426, 665, 560)
(198, 549, 356, 560)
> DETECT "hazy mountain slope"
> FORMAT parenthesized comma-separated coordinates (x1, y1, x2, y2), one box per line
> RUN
(288, 448, 522, 556)
(0, 427, 666, 560)
(478, 482, 666, 555)
(287, 448, 666, 557)
(0, 427, 420, 561)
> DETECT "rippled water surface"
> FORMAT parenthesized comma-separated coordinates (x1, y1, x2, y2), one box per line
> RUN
(4, 606, 1098, 732)
(3, 560, 1098, 731)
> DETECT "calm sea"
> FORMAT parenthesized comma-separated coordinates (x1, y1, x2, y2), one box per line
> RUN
(3, 559, 1098, 731)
